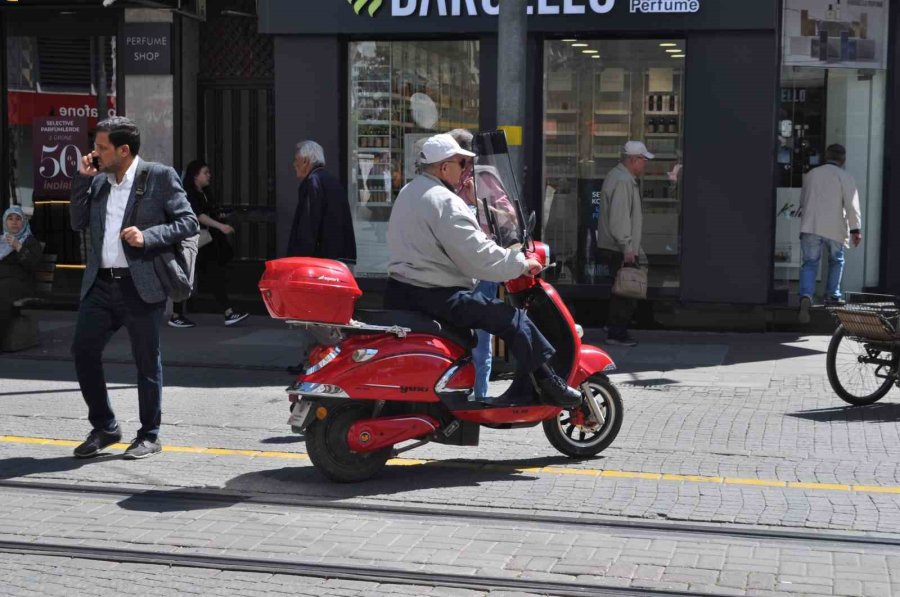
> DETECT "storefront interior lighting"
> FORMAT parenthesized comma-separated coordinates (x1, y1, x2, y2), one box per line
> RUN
(562, 39, 577, 42)
(591, 56, 601, 59)
(659, 42, 677, 47)
(671, 54, 685, 58)
(571, 43, 588, 47)
(582, 50, 598, 54)
(665, 49, 682, 53)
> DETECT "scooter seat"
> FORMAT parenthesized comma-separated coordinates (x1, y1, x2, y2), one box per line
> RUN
(355, 309, 477, 350)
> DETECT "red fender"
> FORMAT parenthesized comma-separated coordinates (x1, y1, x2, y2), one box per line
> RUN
(571, 344, 616, 387)
(347, 414, 440, 453)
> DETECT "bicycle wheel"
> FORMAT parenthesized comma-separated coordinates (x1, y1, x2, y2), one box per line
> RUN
(826, 325, 895, 406)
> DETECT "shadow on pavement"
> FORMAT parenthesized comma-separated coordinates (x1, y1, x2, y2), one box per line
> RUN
(788, 401, 900, 423)
(0, 357, 290, 390)
(0, 453, 120, 480)
(114, 455, 582, 514)
(259, 435, 305, 444)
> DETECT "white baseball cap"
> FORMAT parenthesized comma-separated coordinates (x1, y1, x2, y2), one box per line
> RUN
(623, 140, 655, 160)
(419, 133, 476, 165)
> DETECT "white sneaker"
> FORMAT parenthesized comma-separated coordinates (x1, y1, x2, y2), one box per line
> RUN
(224, 311, 249, 327)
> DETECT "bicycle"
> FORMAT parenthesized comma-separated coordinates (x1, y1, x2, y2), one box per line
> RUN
(826, 293, 900, 405)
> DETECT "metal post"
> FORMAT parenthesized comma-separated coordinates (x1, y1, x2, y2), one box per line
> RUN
(96, 36, 109, 122)
(497, 0, 527, 190)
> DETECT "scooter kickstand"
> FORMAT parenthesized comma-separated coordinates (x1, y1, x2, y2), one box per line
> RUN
(391, 439, 430, 457)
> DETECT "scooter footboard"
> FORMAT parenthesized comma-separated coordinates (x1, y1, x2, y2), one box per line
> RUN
(571, 344, 616, 386)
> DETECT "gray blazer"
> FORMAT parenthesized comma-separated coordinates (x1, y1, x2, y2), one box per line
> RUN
(70, 158, 199, 304)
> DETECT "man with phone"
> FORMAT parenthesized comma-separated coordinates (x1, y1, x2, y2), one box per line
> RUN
(69, 117, 198, 460)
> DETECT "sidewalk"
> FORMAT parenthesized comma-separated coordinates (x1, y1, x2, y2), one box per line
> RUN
(3, 310, 832, 388)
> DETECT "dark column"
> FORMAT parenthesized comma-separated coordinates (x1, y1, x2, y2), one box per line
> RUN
(880, 0, 900, 292)
(680, 31, 779, 304)
(273, 36, 343, 256)
(0, 9, 8, 208)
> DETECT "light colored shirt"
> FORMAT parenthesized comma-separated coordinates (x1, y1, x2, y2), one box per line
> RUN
(101, 156, 141, 268)
(387, 173, 527, 289)
(597, 162, 643, 255)
(799, 162, 862, 246)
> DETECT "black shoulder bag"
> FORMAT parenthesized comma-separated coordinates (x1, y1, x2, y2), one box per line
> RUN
(132, 168, 199, 302)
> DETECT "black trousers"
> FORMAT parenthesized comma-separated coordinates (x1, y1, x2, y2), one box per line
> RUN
(71, 275, 165, 441)
(597, 249, 637, 339)
(384, 278, 555, 376)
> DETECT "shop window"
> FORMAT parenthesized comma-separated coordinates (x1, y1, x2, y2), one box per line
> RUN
(348, 40, 480, 277)
(541, 39, 684, 289)
(774, 66, 886, 300)
(6, 35, 116, 263)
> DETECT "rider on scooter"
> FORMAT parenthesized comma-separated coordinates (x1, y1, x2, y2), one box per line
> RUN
(384, 134, 582, 408)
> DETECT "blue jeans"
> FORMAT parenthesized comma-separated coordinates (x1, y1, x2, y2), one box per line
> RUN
(472, 280, 499, 398)
(799, 233, 845, 300)
(72, 276, 166, 441)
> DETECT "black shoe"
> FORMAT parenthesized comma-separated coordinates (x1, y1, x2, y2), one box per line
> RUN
(538, 374, 583, 408)
(73, 427, 122, 459)
(168, 316, 196, 329)
(798, 296, 812, 324)
(224, 311, 249, 327)
(824, 296, 846, 307)
(123, 437, 162, 460)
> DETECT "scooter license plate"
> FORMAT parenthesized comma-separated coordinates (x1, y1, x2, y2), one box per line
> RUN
(287, 398, 315, 432)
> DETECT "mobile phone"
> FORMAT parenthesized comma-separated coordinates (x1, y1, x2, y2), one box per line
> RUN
(91, 155, 100, 170)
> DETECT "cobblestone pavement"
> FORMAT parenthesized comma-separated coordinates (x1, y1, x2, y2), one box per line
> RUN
(3, 314, 900, 594)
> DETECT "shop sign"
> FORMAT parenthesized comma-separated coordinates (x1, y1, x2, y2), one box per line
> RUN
(123, 23, 172, 75)
(783, 0, 888, 69)
(261, 0, 773, 33)
(629, 0, 700, 13)
(7, 90, 117, 127)
(31, 117, 88, 199)
(383, 0, 615, 16)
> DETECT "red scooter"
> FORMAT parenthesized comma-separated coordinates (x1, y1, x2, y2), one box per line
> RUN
(259, 131, 623, 482)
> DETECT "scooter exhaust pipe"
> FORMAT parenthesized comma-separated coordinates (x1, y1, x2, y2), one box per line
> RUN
(347, 414, 441, 453)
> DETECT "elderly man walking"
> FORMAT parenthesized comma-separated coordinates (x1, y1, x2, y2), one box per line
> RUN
(597, 141, 653, 347)
(287, 140, 356, 265)
(798, 144, 862, 324)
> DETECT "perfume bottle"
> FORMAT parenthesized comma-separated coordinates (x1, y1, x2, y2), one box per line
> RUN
(648, 94, 655, 112)
(825, 4, 835, 20)
(834, 0, 841, 20)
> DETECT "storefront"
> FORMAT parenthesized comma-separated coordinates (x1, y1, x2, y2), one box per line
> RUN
(260, 0, 899, 314)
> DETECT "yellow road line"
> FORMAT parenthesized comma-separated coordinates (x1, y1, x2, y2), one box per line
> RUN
(0, 434, 894, 495)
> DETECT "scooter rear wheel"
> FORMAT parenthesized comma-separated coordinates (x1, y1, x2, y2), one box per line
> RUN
(306, 402, 392, 482)
(543, 375, 623, 458)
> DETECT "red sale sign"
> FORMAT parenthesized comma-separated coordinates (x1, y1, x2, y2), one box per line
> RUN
(32, 116, 89, 199)
(8, 90, 117, 127)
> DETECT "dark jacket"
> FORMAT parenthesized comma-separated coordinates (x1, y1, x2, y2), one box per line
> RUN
(186, 185, 233, 265)
(287, 167, 356, 263)
(70, 158, 200, 304)
(0, 236, 43, 302)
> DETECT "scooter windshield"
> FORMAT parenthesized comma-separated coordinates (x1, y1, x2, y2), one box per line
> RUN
(470, 130, 528, 250)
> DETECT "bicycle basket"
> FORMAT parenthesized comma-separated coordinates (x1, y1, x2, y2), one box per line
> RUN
(829, 293, 900, 341)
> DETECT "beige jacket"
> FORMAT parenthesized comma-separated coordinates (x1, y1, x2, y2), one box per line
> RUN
(799, 163, 861, 247)
(597, 163, 643, 255)
(387, 173, 528, 289)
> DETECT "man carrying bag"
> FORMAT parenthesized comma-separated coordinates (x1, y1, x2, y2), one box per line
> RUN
(69, 117, 199, 460)
(597, 141, 653, 347)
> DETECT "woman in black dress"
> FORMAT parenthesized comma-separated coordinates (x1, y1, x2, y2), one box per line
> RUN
(169, 160, 249, 328)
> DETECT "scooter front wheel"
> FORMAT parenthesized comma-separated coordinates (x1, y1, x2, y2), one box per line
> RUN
(306, 402, 391, 482)
(543, 375, 623, 458)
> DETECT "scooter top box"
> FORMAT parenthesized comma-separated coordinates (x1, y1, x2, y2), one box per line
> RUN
(259, 257, 362, 324)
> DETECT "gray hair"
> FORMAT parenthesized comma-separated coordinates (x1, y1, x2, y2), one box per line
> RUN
(295, 140, 326, 168)
(446, 128, 474, 152)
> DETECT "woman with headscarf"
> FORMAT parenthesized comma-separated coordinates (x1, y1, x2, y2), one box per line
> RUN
(169, 160, 249, 329)
(0, 206, 43, 342)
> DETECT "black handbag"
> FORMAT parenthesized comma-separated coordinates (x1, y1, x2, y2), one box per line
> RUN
(132, 168, 199, 302)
